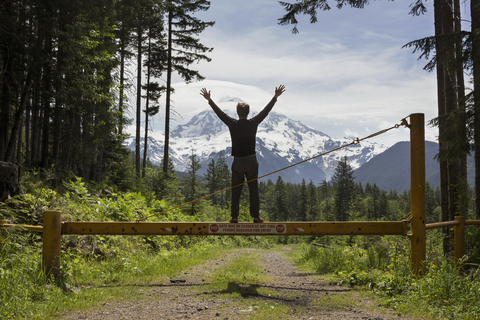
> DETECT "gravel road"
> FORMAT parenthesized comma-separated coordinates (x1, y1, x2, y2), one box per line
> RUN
(61, 248, 412, 320)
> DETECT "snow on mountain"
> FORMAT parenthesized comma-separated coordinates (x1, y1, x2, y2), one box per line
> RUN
(125, 109, 388, 184)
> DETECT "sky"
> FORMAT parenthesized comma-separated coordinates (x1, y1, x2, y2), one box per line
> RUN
(129, 0, 473, 148)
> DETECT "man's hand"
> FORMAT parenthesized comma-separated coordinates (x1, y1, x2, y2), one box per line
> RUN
(200, 88, 211, 101)
(274, 85, 286, 98)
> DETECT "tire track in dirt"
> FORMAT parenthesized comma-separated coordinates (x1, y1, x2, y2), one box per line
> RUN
(61, 248, 413, 320)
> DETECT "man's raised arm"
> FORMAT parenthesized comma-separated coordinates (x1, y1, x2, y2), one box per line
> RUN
(200, 88, 212, 102)
(200, 87, 233, 124)
(274, 84, 286, 99)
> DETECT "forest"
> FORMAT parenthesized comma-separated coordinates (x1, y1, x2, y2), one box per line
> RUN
(1, 152, 480, 318)
(1, 0, 480, 219)
(1, 0, 480, 319)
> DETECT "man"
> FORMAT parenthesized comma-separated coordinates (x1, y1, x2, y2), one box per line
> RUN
(200, 85, 286, 223)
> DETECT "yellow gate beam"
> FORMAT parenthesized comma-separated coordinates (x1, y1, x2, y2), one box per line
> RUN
(62, 221, 407, 236)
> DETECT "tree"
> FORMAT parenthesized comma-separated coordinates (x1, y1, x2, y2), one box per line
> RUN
(378, 190, 388, 219)
(405, 0, 469, 254)
(0, 0, 126, 179)
(425, 182, 439, 223)
(205, 158, 219, 206)
(331, 156, 356, 221)
(115, 0, 137, 137)
(161, 0, 215, 174)
(277, 0, 476, 254)
(155, 156, 178, 200)
(319, 179, 333, 220)
(274, 176, 288, 221)
(262, 179, 276, 220)
(308, 180, 318, 220)
(203, 152, 231, 208)
(142, 1, 168, 177)
(298, 178, 308, 221)
(472, 0, 480, 219)
(216, 151, 231, 208)
(182, 149, 202, 215)
(371, 183, 380, 220)
(132, 0, 155, 177)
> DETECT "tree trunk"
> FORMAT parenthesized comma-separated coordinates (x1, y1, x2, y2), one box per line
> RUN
(0, 161, 23, 201)
(434, 0, 453, 255)
(4, 75, 33, 162)
(163, 9, 173, 175)
(30, 74, 42, 166)
(142, 38, 152, 178)
(453, 0, 468, 216)
(0, 1, 15, 161)
(136, 25, 142, 177)
(444, 0, 458, 257)
(119, 40, 126, 136)
(40, 25, 53, 169)
(472, 0, 480, 219)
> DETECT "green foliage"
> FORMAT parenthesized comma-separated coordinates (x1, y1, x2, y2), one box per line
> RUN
(0, 230, 51, 319)
(64, 178, 90, 200)
(332, 156, 356, 221)
(293, 237, 480, 320)
(210, 252, 266, 284)
(97, 192, 150, 221)
(1, 145, 479, 320)
(0, 172, 279, 318)
(399, 259, 480, 319)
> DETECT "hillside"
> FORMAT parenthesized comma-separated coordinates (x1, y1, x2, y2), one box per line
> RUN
(126, 109, 387, 185)
(354, 141, 475, 192)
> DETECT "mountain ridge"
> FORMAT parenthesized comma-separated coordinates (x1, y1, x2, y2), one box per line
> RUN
(353, 141, 475, 192)
(125, 109, 388, 184)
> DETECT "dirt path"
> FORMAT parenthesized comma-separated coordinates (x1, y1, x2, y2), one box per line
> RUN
(61, 248, 411, 320)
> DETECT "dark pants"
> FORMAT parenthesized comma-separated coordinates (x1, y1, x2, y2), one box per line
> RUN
(231, 155, 260, 218)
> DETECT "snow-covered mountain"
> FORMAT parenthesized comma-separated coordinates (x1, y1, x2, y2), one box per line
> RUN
(125, 109, 387, 184)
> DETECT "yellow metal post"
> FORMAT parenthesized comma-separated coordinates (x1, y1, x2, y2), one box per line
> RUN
(410, 113, 426, 275)
(43, 211, 62, 277)
(454, 216, 465, 272)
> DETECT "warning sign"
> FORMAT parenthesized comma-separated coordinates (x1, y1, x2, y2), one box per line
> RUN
(208, 223, 287, 234)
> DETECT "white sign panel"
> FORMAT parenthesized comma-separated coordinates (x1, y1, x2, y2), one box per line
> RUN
(208, 223, 287, 234)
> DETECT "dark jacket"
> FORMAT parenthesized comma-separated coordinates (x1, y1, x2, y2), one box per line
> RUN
(208, 98, 277, 157)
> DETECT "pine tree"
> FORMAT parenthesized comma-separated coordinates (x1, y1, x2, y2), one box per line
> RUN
(331, 156, 356, 221)
(205, 158, 219, 206)
(308, 180, 318, 221)
(216, 151, 231, 209)
(472, 0, 480, 219)
(277, 0, 477, 256)
(371, 183, 380, 220)
(263, 179, 276, 220)
(142, 1, 168, 177)
(274, 176, 288, 221)
(182, 149, 202, 215)
(378, 190, 388, 219)
(298, 178, 308, 221)
(162, 0, 214, 174)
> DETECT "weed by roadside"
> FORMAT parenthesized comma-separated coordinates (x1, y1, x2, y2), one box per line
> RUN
(291, 240, 480, 320)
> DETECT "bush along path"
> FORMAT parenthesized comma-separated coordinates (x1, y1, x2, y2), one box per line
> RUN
(59, 247, 416, 320)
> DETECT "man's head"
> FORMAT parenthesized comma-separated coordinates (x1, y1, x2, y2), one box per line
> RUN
(236, 102, 250, 119)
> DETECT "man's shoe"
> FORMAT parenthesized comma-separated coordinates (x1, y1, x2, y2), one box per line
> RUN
(229, 217, 238, 223)
(253, 217, 264, 223)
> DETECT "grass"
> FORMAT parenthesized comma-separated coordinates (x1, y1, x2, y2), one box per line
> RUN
(209, 251, 268, 284)
(0, 229, 230, 319)
(289, 240, 480, 320)
(201, 249, 299, 319)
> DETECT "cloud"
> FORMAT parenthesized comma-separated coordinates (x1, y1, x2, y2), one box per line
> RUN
(133, 0, 446, 149)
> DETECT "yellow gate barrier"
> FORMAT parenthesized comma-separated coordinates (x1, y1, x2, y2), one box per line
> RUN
(2, 113, 479, 278)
